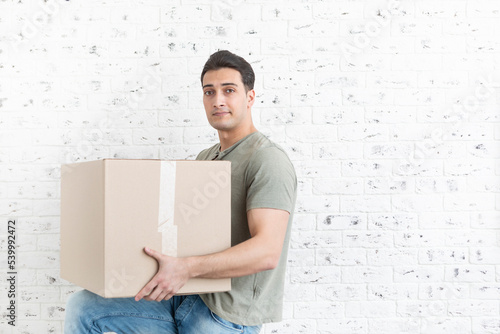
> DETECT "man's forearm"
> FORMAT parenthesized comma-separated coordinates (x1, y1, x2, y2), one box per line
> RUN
(185, 233, 281, 280)
(185, 209, 289, 280)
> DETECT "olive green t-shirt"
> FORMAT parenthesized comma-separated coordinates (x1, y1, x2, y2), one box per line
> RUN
(196, 131, 297, 326)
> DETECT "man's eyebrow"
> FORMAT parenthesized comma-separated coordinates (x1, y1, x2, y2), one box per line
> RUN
(202, 82, 239, 89)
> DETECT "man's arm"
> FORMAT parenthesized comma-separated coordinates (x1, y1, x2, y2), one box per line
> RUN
(135, 207, 289, 302)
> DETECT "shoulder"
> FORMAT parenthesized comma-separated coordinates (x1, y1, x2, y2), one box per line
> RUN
(244, 134, 297, 212)
(196, 143, 219, 160)
(246, 135, 296, 180)
(249, 134, 294, 168)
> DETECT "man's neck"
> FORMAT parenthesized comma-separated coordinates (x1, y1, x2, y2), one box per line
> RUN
(218, 125, 258, 151)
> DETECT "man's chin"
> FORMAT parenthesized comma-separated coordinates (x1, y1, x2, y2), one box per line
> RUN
(208, 120, 233, 131)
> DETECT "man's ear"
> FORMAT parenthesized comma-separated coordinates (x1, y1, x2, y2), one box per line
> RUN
(247, 89, 256, 109)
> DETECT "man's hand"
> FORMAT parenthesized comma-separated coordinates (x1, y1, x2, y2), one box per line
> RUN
(134, 247, 190, 302)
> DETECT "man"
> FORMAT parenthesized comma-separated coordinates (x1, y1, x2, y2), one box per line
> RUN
(64, 50, 297, 333)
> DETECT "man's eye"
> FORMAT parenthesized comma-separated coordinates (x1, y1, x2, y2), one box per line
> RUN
(204, 91, 214, 96)
(225, 88, 234, 93)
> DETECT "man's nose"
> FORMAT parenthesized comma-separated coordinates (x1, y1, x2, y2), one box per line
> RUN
(213, 92, 226, 108)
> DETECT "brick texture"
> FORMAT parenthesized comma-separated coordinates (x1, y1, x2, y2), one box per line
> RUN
(0, 0, 498, 333)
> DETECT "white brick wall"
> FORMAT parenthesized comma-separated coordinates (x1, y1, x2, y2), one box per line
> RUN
(0, 0, 498, 333)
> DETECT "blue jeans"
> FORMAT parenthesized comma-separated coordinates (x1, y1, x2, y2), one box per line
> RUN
(64, 290, 262, 334)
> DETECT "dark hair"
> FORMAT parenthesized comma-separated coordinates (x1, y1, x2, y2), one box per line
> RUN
(200, 50, 255, 91)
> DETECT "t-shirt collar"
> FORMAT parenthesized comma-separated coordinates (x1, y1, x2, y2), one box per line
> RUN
(212, 131, 260, 160)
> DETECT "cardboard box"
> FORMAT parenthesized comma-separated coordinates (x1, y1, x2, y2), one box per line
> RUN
(60, 159, 231, 298)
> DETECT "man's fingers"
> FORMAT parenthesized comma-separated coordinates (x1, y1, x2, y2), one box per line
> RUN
(144, 286, 162, 302)
(135, 279, 157, 301)
(135, 276, 176, 302)
(136, 247, 163, 301)
(135, 287, 148, 301)
(144, 247, 160, 260)
(141, 284, 173, 302)
(155, 290, 169, 302)
(135, 248, 183, 302)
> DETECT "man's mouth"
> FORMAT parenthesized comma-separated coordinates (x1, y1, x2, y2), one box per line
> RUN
(212, 109, 231, 116)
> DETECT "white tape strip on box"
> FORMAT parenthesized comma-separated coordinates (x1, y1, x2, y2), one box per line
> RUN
(158, 161, 177, 257)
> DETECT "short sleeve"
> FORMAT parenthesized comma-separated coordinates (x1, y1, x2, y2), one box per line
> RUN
(245, 147, 297, 213)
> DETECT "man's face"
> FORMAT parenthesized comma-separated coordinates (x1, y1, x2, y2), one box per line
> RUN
(202, 67, 255, 132)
